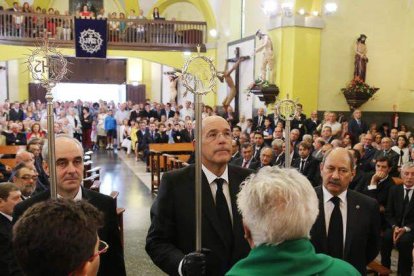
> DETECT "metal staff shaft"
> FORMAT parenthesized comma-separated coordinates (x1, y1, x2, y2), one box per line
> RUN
(194, 93, 203, 251)
(284, 120, 291, 168)
(46, 89, 58, 199)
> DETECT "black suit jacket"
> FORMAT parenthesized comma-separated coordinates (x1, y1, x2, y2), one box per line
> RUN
(164, 109, 175, 120)
(267, 113, 285, 129)
(9, 109, 24, 121)
(348, 119, 369, 144)
(129, 110, 139, 122)
(385, 185, 414, 231)
(0, 214, 14, 276)
(4, 132, 26, 146)
(181, 129, 194, 142)
(304, 118, 320, 135)
(291, 156, 320, 186)
(371, 150, 399, 176)
(230, 157, 258, 170)
(310, 186, 381, 275)
(146, 164, 252, 276)
(252, 115, 266, 131)
(13, 188, 126, 276)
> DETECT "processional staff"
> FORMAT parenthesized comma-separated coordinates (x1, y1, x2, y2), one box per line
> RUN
(26, 33, 68, 199)
(276, 95, 297, 168)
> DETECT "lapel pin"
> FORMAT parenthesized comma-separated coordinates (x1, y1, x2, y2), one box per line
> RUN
(356, 205, 360, 209)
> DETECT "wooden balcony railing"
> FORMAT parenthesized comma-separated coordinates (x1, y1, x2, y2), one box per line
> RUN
(0, 11, 207, 51)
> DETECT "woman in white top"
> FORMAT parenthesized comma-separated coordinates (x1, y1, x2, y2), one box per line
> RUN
(392, 135, 410, 169)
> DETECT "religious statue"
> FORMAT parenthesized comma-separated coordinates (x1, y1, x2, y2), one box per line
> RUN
(255, 29, 274, 83)
(354, 34, 368, 82)
(217, 56, 247, 109)
(164, 70, 182, 104)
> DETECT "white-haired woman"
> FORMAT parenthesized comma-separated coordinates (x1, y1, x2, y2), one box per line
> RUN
(227, 167, 359, 276)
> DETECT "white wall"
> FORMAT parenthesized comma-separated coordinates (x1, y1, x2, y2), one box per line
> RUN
(52, 83, 126, 103)
(0, 61, 7, 101)
(7, 60, 19, 101)
(151, 62, 162, 103)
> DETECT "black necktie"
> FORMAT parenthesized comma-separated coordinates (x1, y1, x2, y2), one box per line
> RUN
(328, 196, 343, 259)
(215, 178, 233, 247)
(401, 189, 411, 226)
(300, 160, 306, 173)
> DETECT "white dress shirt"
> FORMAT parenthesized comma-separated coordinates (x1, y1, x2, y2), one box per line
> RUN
(0, 212, 12, 222)
(58, 187, 82, 201)
(202, 165, 233, 223)
(322, 185, 348, 246)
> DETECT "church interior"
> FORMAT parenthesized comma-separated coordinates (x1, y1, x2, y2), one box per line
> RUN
(1, 0, 414, 275)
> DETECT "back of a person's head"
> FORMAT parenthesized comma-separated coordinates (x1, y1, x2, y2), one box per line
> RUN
(13, 199, 104, 276)
(237, 167, 319, 246)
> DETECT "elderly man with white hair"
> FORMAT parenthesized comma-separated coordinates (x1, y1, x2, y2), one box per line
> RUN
(226, 167, 359, 275)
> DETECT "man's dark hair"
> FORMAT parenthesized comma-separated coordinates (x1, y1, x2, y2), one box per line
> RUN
(299, 141, 312, 150)
(241, 143, 252, 150)
(254, 131, 263, 138)
(232, 125, 241, 132)
(12, 162, 29, 178)
(13, 199, 104, 276)
(27, 138, 41, 151)
(0, 182, 19, 201)
(376, 156, 392, 168)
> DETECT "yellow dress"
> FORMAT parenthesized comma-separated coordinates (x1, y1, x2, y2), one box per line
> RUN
(130, 126, 139, 150)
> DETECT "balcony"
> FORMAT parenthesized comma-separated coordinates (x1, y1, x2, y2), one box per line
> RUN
(0, 11, 207, 52)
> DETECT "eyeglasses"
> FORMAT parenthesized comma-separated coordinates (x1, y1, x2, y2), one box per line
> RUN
(88, 240, 109, 261)
(19, 175, 37, 181)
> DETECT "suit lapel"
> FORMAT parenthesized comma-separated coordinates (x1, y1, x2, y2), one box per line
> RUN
(228, 166, 243, 238)
(344, 192, 358, 258)
(314, 187, 328, 251)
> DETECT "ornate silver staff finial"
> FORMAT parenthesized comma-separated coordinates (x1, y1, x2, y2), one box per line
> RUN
(276, 94, 298, 168)
(26, 34, 68, 199)
(181, 45, 217, 252)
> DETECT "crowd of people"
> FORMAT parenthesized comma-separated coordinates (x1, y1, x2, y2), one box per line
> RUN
(1, 96, 414, 275)
(0, 2, 178, 43)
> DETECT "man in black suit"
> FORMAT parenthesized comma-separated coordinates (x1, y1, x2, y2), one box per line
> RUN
(256, 147, 273, 170)
(230, 139, 241, 162)
(8, 102, 23, 122)
(348, 109, 368, 144)
(139, 103, 156, 119)
(355, 156, 394, 229)
(3, 123, 26, 145)
(252, 108, 266, 131)
(0, 183, 22, 276)
(381, 162, 414, 275)
(164, 102, 175, 120)
(129, 104, 140, 123)
(305, 111, 320, 135)
(321, 126, 334, 144)
(252, 131, 265, 161)
(292, 141, 319, 186)
(142, 122, 161, 166)
(360, 133, 377, 171)
(146, 116, 252, 275)
(275, 141, 299, 168)
(371, 137, 399, 176)
(181, 121, 195, 143)
(310, 148, 381, 275)
(13, 136, 126, 276)
(267, 108, 284, 129)
(231, 143, 259, 170)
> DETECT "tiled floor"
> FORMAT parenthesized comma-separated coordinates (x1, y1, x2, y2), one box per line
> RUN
(92, 149, 165, 276)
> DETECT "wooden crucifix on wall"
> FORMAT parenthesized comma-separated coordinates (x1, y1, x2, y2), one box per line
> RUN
(217, 47, 250, 115)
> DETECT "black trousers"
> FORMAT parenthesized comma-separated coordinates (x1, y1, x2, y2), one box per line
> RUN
(381, 228, 414, 276)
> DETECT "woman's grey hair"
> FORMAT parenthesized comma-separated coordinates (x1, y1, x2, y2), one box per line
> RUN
(42, 135, 84, 161)
(237, 166, 319, 246)
(401, 162, 414, 172)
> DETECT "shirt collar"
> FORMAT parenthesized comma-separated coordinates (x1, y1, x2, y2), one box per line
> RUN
(58, 187, 82, 201)
(322, 185, 347, 204)
(202, 164, 229, 185)
(403, 185, 414, 191)
(0, 212, 12, 222)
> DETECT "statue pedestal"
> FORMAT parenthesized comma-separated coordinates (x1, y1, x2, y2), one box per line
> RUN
(249, 83, 280, 105)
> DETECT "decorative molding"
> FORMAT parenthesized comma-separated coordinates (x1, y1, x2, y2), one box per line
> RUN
(267, 15, 325, 30)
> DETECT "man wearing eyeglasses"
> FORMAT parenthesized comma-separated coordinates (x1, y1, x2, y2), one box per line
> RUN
(13, 135, 126, 276)
(13, 199, 105, 276)
(146, 116, 252, 276)
(12, 163, 37, 200)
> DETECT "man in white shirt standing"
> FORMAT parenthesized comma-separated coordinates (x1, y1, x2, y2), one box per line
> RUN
(310, 147, 381, 275)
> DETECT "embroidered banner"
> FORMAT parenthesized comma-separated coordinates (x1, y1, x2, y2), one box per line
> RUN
(75, 18, 107, 58)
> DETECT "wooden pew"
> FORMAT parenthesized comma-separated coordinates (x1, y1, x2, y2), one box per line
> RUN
(149, 143, 194, 193)
(83, 174, 100, 189)
(367, 260, 391, 275)
(0, 145, 26, 168)
(86, 167, 101, 179)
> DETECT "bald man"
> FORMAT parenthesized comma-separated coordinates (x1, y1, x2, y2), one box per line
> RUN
(146, 116, 252, 276)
